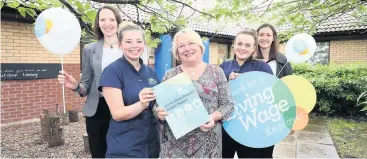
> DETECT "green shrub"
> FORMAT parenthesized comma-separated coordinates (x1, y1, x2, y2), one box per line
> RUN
(293, 63, 367, 116)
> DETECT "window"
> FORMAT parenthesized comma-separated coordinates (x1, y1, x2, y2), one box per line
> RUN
(308, 42, 330, 65)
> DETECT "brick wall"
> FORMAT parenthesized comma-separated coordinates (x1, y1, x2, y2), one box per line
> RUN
(329, 39, 367, 64)
(1, 21, 80, 63)
(1, 64, 85, 123)
(209, 42, 219, 64)
(280, 39, 367, 64)
(1, 21, 85, 124)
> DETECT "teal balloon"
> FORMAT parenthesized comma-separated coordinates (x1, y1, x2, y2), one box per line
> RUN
(34, 17, 46, 38)
(292, 39, 307, 54)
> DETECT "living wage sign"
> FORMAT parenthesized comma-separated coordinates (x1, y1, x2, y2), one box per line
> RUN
(223, 71, 297, 148)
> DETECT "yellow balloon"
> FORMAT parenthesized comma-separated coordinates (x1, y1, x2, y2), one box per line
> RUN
(281, 75, 317, 113)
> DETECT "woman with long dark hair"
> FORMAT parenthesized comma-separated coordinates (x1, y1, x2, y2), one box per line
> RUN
(257, 23, 293, 78)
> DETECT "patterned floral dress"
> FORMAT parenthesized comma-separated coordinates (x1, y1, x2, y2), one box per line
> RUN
(155, 64, 234, 158)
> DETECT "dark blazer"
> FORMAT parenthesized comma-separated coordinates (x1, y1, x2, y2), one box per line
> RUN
(275, 53, 293, 78)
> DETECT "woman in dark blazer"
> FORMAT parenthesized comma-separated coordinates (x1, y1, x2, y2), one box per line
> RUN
(254, 23, 294, 158)
(57, 6, 122, 158)
(256, 23, 293, 78)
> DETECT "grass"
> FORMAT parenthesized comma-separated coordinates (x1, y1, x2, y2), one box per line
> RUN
(325, 117, 367, 158)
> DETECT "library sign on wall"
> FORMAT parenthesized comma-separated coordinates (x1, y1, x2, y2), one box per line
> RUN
(1, 63, 61, 80)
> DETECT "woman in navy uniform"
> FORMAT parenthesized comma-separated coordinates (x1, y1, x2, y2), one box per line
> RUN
(220, 29, 274, 158)
(98, 21, 160, 158)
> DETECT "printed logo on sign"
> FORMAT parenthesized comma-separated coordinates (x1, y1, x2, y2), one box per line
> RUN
(223, 71, 297, 148)
(148, 78, 157, 85)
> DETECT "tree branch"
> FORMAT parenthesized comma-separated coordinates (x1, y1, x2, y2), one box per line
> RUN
(167, 0, 215, 18)
(138, 4, 182, 29)
(144, 3, 176, 18)
(260, 0, 274, 17)
(89, 0, 140, 4)
(134, 4, 140, 24)
(184, 10, 195, 22)
(178, 4, 184, 18)
(58, 0, 94, 35)
(116, 4, 136, 22)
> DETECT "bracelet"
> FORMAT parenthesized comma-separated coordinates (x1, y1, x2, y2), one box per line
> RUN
(73, 83, 80, 92)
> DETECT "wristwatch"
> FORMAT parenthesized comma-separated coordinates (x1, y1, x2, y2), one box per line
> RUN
(73, 83, 80, 92)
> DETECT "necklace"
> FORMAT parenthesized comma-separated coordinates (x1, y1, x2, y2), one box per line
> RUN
(181, 65, 196, 77)
(104, 39, 118, 49)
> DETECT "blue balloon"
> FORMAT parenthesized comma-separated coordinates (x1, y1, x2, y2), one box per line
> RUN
(34, 17, 46, 38)
(292, 38, 308, 54)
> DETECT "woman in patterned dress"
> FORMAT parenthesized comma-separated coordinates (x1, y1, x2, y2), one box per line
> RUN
(153, 28, 234, 158)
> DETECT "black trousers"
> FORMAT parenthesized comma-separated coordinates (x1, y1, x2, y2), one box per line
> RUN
(86, 97, 111, 158)
(222, 127, 274, 158)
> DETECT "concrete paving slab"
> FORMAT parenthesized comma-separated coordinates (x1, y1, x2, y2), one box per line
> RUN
(297, 142, 339, 158)
(279, 135, 296, 146)
(273, 144, 296, 158)
(308, 118, 327, 126)
(300, 125, 329, 134)
(297, 131, 334, 145)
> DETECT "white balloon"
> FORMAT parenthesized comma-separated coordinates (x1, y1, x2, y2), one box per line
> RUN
(35, 8, 81, 55)
(285, 33, 316, 64)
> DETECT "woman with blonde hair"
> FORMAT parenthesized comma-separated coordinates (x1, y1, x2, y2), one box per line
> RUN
(98, 21, 160, 158)
(154, 28, 234, 158)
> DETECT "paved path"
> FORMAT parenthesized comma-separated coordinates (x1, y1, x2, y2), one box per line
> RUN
(273, 117, 340, 158)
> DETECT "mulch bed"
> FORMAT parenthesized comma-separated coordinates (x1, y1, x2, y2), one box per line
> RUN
(1, 116, 90, 158)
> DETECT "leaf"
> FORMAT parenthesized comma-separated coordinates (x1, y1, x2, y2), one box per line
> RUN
(18, 7, 26, 17)
(39, 4, 49, 10)
(361, 105, 367, 111)
(82, 15, 93, 24)
(36, 0, 45, 5)
(85, 10, 97, 23)
(53, 1, 62, 8)
(29, 3, 37, 8)
(25, 8, 37, 18)
(357, 91, 367, 104)
(75, 1, 84, 13)
(1, 2, 4, 9)
(84, 3, 91, 10)
(7, 0, 20, 8)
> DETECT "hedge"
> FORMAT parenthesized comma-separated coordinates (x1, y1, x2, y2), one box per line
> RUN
(292, 63, 367, 116)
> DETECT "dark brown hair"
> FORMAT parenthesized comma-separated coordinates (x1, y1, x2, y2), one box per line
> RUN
(94, 6, 122, 40)
(256, 23, 279, 62)
(233, 29, 258, 61)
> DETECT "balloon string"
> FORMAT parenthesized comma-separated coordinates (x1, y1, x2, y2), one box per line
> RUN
(276, 61, 289, 78)
(61, 55, 66, 114)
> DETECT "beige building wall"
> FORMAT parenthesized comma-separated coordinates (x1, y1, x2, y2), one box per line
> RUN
(329, 39, 367, 64)
(1, 21, 80, 64)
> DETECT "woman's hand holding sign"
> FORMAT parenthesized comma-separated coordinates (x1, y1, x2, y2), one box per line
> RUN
(200, 113, 219, 132)
(139, 88, 156, 109)
(229, 72, 241, 80)
(156, 107, 169, 121)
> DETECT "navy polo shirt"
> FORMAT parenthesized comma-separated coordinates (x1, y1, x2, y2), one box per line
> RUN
(98, 56, 160, 158)
(220, 59, 273, 80)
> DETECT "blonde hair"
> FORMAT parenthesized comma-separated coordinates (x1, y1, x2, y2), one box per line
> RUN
(172, 28, 205, 60)
(117, 21, 145, 43)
